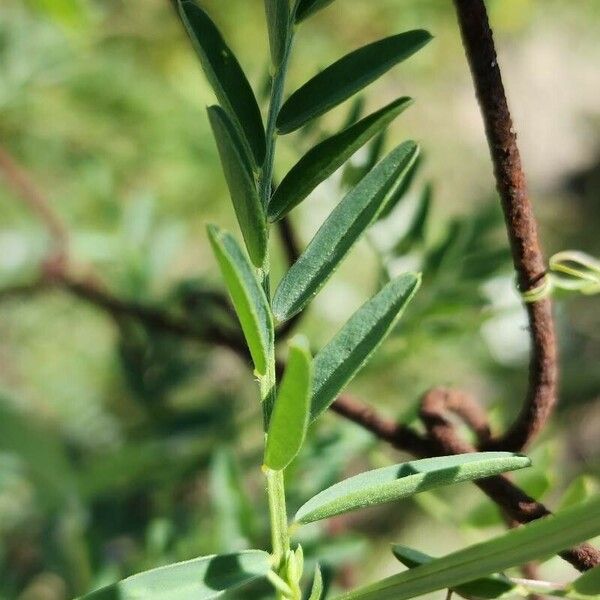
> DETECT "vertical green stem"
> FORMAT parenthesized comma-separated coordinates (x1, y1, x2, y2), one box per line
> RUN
(259, 11, 297, 591)
(260, 28, 295, 209)
(265, 468, 290, 565)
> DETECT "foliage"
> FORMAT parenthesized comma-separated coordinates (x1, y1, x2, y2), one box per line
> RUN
(0, 1, 599, 599)
(70, 1, 596, 599)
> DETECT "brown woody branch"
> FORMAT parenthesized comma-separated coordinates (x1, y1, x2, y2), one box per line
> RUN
(0, 147, 68, 258)
(452, 0, 557, 452)
(333, 389, 600, 571)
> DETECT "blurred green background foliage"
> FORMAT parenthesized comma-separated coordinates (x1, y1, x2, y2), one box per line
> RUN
(0, 1, 599, 598)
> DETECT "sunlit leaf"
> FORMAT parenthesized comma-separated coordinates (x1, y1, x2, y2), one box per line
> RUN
(210, 447, 255, 551)
(559, 475, 597, 510)
(570, 565, 600, 598)
(178, 0, 266, 164)
(207, 225, 273, 374)
(295, 453, 530, 524)
(272, 142, 419, 322)
(392, 546, 516, 600)
(310, 272, 420, 420)
(264, 337, 312, 470)
(78, 550, 272, 599)
(336, 495, 600, 600)
(264, 0, 289, 68)
(269, 97, 413, 221)
(276, 31, 432, 133)
(207, 107, 267, 267)
(295, 0, 337, 22)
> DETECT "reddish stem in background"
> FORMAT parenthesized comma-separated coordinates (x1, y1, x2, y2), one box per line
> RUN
(452, 0, 557, 452)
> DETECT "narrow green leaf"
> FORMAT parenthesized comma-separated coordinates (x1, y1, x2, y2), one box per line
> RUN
(570, 565, 600, 598)
(377, 153, 422, 221)
(210, 447, 255, 551)
(295, 453, 530, 524)
(264, 337, 312, 470)
(335, 495, 600, 600)
(276, 31, 432, 134)
(269, 97, 413, 221)
(342, 129, 389, 190)
(310, 272, 420, 420)
(178, 0, 266, 164)
(207, 106, 267, 267)
(273, 142, 419, 321)
(78, 550, 272, 599)
(308, 565, 324, 600)
(392, 182, 432, 255)
(342, 96, 366, 129)
(264, 0, 289, 68)
(207, 225, 273, 374)
(559, 475, 597, 510)
(0, 398, 75, 509)
(392, 546, 515, 600)
(295, 0, 337, 22)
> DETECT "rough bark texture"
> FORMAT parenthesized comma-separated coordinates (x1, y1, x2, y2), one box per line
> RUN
(452, 0, 557, 452)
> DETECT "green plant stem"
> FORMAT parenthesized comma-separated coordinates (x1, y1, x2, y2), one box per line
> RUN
(266, 468, 290, 567)
(259, 25, 295, 209)
(259, 13, 297, 595)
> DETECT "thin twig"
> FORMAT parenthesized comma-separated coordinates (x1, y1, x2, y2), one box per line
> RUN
(0, 146, 68, 257)
(0, 268, 248, 358)
(332, 391, 599, 571)
(326, 390, 599, 572)
(418, 387, 600, 571)
(452, 0, 557, 451)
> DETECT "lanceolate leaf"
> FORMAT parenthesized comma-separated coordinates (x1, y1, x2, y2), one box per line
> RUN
(570, 565, 600, 598)
(392, 546, 515, 600)
(377, 153, 422, 221)
(272, 142, 419, 322)
(210, 447, 255, 551)
(342, 96, 366, 129)
(308, 565, 324, 600)
(310, 273, 420, 420)
(269, 97, 413, 221)
(264, 337, 312, 471)
(178, 0, 266, 164)
(393, 183, 432, 255)
(294, 453, 530, 524)
(207, 106, 267, 266)
(295, 0, 337, 22)
(264, 0, 289, 68)
(207, 225, 273, 375)
(335, 495, 600, 600)
(78, 550, 272, 599)
(276, 31, 432, 134)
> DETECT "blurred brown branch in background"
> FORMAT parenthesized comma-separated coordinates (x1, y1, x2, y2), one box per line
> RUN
(0, 146, 68, 260)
